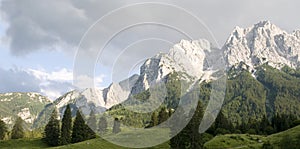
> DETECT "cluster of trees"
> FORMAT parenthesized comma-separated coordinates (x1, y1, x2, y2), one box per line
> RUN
(147, 102, 300, 149)
(0, 117, 24, 141)
(169, 101, 206, 149)
(208, 113, 299, 136)
(146, 101, 207, 148)
(43, 105, 110, 146)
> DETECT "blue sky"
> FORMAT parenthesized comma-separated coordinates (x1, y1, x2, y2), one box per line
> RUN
(1, 0, 300, 100)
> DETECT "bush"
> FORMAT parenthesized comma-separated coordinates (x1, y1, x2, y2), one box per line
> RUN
(262, 141, 273, 149)
(215, 128, 230, 135)
(246, 129, 256, 135)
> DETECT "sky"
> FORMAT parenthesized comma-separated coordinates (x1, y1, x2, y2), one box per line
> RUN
(0, 0, 300, 100)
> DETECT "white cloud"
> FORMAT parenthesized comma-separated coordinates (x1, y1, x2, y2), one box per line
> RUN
(2, 0, 300, 56)
(0, 67, 106, 100)
(74, 74, 105, 89)
(28, 68, 73, 82)
(0, 67, 74, 100)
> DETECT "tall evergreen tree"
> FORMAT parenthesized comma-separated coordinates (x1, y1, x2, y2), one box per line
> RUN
(158, 107, 169, 125)
(186, 100, 205, 149)
(86, 110, 96, 139)
(11, 117, 24, 139)
(149, 111, 158, 127)
(214, 110, 233, 133)
(169, 101, 205, 149)
(44, 109, 60, 146)
(87, 110, 97, 132)
(112, 118, 121, 134)
(169, 106, 189, 149)
(98, 116, 108, 134)
(60, 105, 72, 145)
(71, 110, 91, 143)
(0, 119, 7, 140)
(260, 115, 270, 134)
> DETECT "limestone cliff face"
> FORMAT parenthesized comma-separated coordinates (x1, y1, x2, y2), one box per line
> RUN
(54, 21, 300, 114)
(131, 39, 217, 94)
(224, 21, 300, 70)
(54, 75, 139, 115)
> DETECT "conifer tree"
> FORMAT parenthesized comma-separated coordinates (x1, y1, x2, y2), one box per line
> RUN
(44, 109, 60, 146)
(169, 106, 189, 149)
(186, 100, 205, 149)
(112, 118, 121, 134)
(86, 110, 96, 139)
(169, 101, 205, 149)
(149, 111, 158, 127)
(98, 116, 108, 134)
(71, 110, 91, 143)
(158, 107, 169, 125)
(60, 105, 72, 145)
(11, 117, 24, 139)
(87, 110, 97, 132)
(0, 119, 7, 140)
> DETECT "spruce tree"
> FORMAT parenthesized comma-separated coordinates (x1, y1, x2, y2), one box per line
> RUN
(0, 119, 7, 140)
(44, 109, 60, 146)
(60, 105, 72, 145)
(87, 110, 97, 132)
(98, 116, 108, 134)
(186, 100, 205, 149)
(149, 111, 158, 127)
(260, 115, 270, 134)
(169, 101, 205, 149)
(11, 117, 24, 139)
(71, 110, 91, 143)
(86, 110, 96, 139)
(169, 106, 189, 149)
(214, 111, 233, 135)
(158, 107, 169, 125)
(112, 118, 121, 134)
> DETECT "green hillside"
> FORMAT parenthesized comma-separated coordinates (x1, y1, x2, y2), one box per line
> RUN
(0, 128, 170, 149)
(108, 64, 300, 129)
(1, 125, 299, 149)
(204, 125, 300, 149)
(0, 92, 52, 129)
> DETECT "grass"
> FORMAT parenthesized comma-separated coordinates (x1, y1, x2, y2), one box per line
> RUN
(266, 125, 300, 147)
(204, 134, 265, 149)
(0, 138, 48, 149)
(0, 137, 169, 149)
(1, 126, 299, 149)
(0, 127, 170, 149)
(204, 125, 300, 149)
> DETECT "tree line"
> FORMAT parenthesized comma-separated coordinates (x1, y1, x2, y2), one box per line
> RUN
(0, 117, 25, 141)
(43, 104, 119, 147)
(147, 102, 300, 149)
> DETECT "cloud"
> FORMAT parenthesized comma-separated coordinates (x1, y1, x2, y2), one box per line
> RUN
(28, 68, 73, 82)
(1, 0, 89, 55)
(0, 67, 75, 100)
(74, 74, 105, 89)
(0, 67, 41, 93)
(1, 0, 300, 82)
(0, 67, 106, 99)
(2, 0, 300, 56)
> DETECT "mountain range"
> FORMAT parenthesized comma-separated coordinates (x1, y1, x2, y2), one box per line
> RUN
(1, 21, 300, 128)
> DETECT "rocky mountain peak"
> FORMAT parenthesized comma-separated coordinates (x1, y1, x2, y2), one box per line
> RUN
(51, 21, 300, 115)
(131, 39, 214, 94)
(224, 21, 300, 70)
(54, 74, 139, 115)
